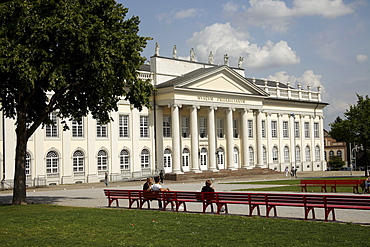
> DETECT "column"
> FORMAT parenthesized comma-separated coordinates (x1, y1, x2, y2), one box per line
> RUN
(278, 113, 284, 172)
(310, 115, 315, 171)
(289, 113, 296, 169)
(190, 105, 199, 172)
(156, 106, 164, 171)
(266, 113, 272, 168)
(319, 116, 326, 170)
(256, 110, 264, 167)
(226, 107, 235, 169)
(300, 115, 305, 171)
(171, 104, 182, 173)
(241, 109, 249, 168)
(207, 107, 217, 171)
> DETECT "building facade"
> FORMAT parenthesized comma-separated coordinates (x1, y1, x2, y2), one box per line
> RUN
(0, 51, 328, 187)
(323, 129, 348, 165)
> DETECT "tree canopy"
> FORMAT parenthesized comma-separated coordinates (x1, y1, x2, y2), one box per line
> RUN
(0, 0, 154, 204)
(329, 94, 370, 175)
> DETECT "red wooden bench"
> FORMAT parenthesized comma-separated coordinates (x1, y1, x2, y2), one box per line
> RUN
(298, 179, 364, 193)
(103, 189, 141, 208)
(103, 189, 370, 222)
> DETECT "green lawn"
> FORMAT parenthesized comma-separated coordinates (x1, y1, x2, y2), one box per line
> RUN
(223, 177, 365, 193)
(0, 204, 368, 246)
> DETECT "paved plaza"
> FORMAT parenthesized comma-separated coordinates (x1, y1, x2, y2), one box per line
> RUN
(1, 171, 369, 225)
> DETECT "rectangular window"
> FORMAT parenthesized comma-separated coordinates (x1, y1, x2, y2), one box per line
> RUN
(217, 119, 224, 138)
(294, 122, 300, 138)
(248, 120, 253, 138)
(283, 121, 289, 138)
(72, 119, 83, 138)
(199, 118, 207, 138)
(314, 122, 319, 138)
(119, 115, 129, 138)
(261, 120, 266, 138)
(304, 122, 310, 138)
(163, 116, 171, 138)
(271, 121, 277, 138)
(233, 119, 238, 138)
(182, 117, 189, 138)
(96, 120, 108, 138)
(46, 113, 58, 137)
(140, 116, 149, 138)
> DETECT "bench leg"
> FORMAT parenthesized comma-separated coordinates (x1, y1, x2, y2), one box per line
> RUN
(249, 204, 260, 217)
(304, 207, 315, 220)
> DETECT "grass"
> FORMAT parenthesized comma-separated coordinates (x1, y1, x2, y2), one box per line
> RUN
(223, 177, 366, 193)
(0, 204, 369, 246)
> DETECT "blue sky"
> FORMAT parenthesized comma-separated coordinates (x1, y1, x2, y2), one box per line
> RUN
(119, 0, 370, 130)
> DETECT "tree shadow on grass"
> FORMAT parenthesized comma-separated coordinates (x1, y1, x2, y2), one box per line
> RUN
(0, 195, 93, 205)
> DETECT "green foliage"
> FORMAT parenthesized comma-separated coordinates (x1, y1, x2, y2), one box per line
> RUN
(327, 156, 345, 170)
(0, 204, 369, 246)
(0, 0, 153, 136)
(330, 95, 370, 146)
(0, 0, 154, 204)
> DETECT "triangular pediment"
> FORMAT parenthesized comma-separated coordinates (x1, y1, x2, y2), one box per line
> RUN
(157, 66, 268, 96)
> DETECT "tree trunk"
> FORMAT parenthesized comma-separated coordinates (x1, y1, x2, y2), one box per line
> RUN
(12, 108, 28, 205)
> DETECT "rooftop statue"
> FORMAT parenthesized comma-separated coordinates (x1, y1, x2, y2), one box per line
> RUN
(224, 54, 229, 66)
(190, 48, 195, 61)
(173, 45, 178, 59)
(208, 51, 214, 64)
(238, 57, 243, 68)
(154, 42, 160, 56)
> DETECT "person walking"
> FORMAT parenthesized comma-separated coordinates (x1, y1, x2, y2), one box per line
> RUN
(159, 170, 165, 184)
(104, 172, 109, 187)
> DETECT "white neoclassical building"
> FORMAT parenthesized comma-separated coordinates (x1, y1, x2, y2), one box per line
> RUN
(0, 49, 328, 187)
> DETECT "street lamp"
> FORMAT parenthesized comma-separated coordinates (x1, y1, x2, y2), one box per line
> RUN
(351, 143, 364, 171)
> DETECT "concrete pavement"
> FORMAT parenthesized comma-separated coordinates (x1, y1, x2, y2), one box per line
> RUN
(1, 171, 369, 225)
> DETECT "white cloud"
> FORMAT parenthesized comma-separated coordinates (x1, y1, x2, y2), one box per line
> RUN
(267, 71, 298, 84)
(173, 8, 201, 20)
(157, 8, 202, 23)
(356, 54, 368, 63)
(234, 0, 355, 33)
(187, 22, 300, 69)
(223, 1, 238, 12)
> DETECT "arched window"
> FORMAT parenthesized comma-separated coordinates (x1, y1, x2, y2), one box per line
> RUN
(315, 146, 320, 161)
(295, 146, 301, 163)
(141, 149, 150, 168)
(329, 150, 334, 158)
(73, 150, 84, 172)
(26, 152, 31, 175)
(46, 151, 58, 174)
(284, 146, 290, 163)
(233, 147, 239, 167)
(248, 147, 254, 165)
(217, 148, 224, 168)
(263, 146, 267, 165)
(272, 146, 278, 164)
(97, 150, 108, 171)
(337, 150, 342, 157)
(305, 146, 311, 162)
(182, 148, 190, 167)
(120, 149, 130, 170)
(164, 149, 172, 168)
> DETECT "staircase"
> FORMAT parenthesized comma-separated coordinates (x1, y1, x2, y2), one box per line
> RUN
(165, 168, 280, 181)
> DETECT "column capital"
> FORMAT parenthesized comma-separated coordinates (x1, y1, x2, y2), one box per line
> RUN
(209, 106, 217, 111)
(188, 105, 200, 110)
(168, 103, 182, 108)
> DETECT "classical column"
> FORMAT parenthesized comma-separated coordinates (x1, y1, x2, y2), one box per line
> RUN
(319, 116, 326, 170)
(226, 107, 235, 169)
(310, 115, 315, 171)
(190, 105, 199, 172)
(171, 104, 182, 173)
(256, 110, 264, 167)
(207, 106, 217, 171)
(266, 112, 272, 168)
(241, 109, 249, 168)
(278, 113, 284, 171)
(289, 113, 296, 168)
(300, 115, 305, 171)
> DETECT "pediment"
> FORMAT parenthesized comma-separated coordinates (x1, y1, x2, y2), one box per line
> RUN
(161, 66, 268, 96)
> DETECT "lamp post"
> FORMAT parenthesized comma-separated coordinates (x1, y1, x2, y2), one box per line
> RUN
(351, 143, 363, 171)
